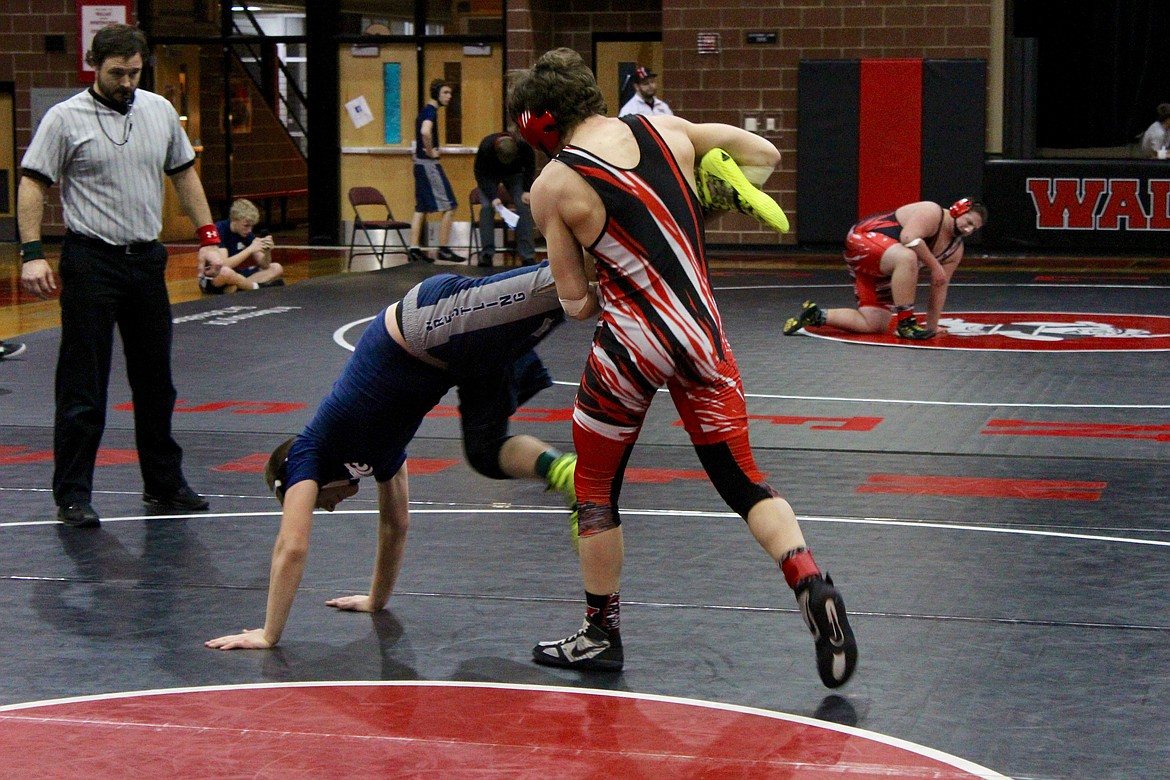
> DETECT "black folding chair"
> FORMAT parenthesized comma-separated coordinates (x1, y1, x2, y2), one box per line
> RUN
(467, 184, 518, 265)
(347, 186, 412, 270)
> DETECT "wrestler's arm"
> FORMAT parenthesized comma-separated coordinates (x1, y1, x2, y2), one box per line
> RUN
(898, 202, 949, 287)
(924, 244, 964, 334)
(326, 467, 411, 612)
(205, 480, 318, 649)
(531, 166, 599, 320)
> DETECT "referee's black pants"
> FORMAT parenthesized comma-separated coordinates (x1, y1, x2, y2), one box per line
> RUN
(53, 237, 187, 507)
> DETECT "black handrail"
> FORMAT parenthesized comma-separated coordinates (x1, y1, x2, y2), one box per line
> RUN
(231, 9, 308, 158)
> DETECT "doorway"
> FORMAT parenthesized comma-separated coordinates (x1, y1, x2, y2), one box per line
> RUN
(594, 38, 663, 117)
(0, 85, 14, 241)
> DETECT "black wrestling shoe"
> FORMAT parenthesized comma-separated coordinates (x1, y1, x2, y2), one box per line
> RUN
(782, 300, 826, 335)
(58, 502, 100, 528)
(895, 318, 935, 340)
(796, 575, 858, 688)
(143, 485, 210, 512)
(198, 277, 227, 295)
(408, 247, 433, 263)
(0, 341, 27, 359)
(437, 246, 466, 263)
(256, 278, 285, 288)
(533, 620, 624, 671)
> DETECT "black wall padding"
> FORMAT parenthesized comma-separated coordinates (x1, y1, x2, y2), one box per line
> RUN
(921, 60, 987, 211)
(796, 60, 858, 245)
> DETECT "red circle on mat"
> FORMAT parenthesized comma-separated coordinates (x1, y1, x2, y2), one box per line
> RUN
(804, 312, 1170, 351)
(0, 682, 1008, 778)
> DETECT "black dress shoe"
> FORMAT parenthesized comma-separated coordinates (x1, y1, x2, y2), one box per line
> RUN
(58, 502, 101, 528)
(143, 485, 210, 511)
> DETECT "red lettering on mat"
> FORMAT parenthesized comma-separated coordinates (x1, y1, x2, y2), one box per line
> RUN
(858, 474, 1105, 500)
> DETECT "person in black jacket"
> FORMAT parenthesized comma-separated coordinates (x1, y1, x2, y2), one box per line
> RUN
(473, 131, 536, 267)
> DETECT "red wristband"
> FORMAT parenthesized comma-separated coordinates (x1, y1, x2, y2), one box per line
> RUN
(197, 224, 221, 247)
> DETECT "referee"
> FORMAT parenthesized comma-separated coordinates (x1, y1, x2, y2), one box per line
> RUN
(18, 23, 224, 529)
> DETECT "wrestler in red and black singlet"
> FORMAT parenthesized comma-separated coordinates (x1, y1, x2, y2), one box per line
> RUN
(555, 116, 775, 531)
(845, 208, 962, 309)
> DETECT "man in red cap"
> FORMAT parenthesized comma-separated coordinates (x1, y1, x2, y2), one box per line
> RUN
(619, 65, 672, 117)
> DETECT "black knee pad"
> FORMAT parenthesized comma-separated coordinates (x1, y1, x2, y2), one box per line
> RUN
(465, 435, 510, 480)
(577, 502, 622, 536)
(695, 441, 776, 519)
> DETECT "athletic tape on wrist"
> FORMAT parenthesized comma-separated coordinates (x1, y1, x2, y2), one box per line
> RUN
(20, 240, 44, 262)
(559, 292, 591, 317)
(197, 224, 221, 247)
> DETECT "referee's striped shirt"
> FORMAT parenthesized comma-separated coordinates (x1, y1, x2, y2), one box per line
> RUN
(21, 87, 196, 245)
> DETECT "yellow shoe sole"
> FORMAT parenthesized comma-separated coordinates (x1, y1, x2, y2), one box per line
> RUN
(697, 148, 790, 233)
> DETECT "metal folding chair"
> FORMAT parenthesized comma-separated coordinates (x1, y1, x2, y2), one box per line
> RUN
(467, 184, 518, 265)
(347, 186, 411, 270)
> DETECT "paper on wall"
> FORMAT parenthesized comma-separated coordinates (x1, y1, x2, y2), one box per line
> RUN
(345, 95, 374, 129)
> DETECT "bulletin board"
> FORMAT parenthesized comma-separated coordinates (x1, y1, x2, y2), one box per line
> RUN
(77, 1, 133, 84)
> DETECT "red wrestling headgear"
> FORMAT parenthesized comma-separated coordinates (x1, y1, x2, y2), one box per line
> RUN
(949, 198, 972, 219)
(516, 110, 561, 156)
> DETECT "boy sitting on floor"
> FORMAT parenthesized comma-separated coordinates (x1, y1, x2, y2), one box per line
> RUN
(200, 198, 284, 293)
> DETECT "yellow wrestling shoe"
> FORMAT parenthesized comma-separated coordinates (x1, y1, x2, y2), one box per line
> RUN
(696, 147, 790, 233)
(545, 452, 579, 550)
(783, 300, 827, 335)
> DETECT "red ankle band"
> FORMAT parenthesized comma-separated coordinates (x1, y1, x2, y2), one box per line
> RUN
(780, 548, 821, 589)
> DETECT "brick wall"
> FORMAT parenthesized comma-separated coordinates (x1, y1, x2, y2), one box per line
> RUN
(666, 0, 992, 246)
(506, 0, 550, 71)
(4, 1, 226, 238)
(507, 0, 661, 73)
(2, 1, 93, 235)
(505, 0, 992, 246)
(7, 1, 993, 245)
(548, 0, 664, 63)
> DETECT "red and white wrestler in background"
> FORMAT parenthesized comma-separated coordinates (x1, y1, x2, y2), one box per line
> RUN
(786, 199, 989, 339)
